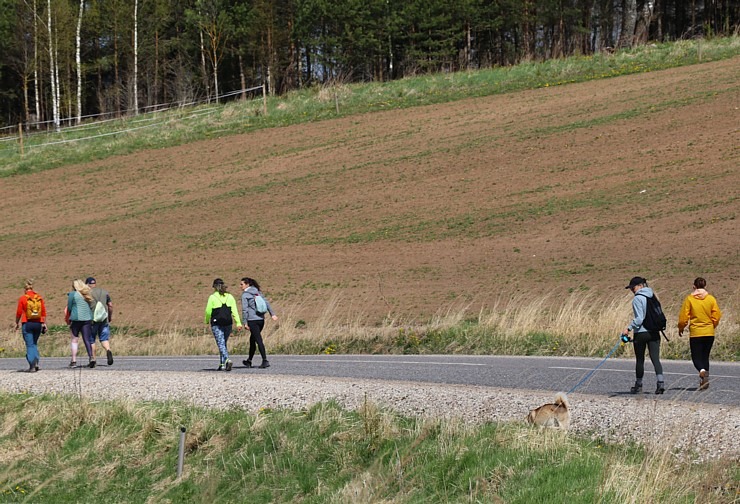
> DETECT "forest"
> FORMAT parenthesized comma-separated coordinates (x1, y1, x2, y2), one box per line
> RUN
(0, 0, 737, 129)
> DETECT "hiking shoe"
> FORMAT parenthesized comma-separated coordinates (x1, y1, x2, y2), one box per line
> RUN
(107, 350, 114, 366)
(225, 360, 233, 372)
(655, 382, 665, 395)
(69, 361, 76, 368)
(88, 360, 96, 369)
(258, 360, 270, 369)
(243, 360, 252, 368)
(630, 383, 642, 394)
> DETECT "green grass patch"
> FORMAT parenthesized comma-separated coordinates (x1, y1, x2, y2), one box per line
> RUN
(1, 37, 738, 176)
(0, 393, 735, 503)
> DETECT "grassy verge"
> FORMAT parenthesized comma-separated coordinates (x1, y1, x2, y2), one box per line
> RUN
(1, 37, 738, 176)
(1, 292, 737, 361)
(0, 393, 736, 503)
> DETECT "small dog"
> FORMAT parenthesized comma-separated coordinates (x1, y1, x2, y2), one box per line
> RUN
(526, 392, 570, 430)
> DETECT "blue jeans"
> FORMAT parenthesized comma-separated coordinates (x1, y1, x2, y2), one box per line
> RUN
(22, 322, 42, 367)
(211, 324, 232, 364)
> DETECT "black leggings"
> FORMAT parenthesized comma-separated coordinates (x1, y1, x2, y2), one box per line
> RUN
(70, 320, 93, 358)
(689, 336, 714, 373)
(633, 331, 662, 380)
(247, 319, 267, 362)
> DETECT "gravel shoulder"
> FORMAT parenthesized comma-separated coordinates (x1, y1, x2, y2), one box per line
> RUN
(2, 369, 737, 462)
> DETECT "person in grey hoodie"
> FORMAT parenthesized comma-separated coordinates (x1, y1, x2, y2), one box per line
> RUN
(622, 276, 665, 394)
(240, 277, 278, 369)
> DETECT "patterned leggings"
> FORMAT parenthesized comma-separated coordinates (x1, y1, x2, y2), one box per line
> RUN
(211, 324, 232, 364)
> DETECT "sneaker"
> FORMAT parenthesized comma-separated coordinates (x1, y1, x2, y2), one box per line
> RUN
(243, 360, 252, 368)
(27, 366, 37, 373)
(88, 360, 96, 369)
(107, 350, 114, 366)
(217, 364, 224, 371)
(655, 382, 665, 395)
(699, 369, 709, 390)
(69, 361, 76, 368)
(258, 360, 270, 369)
(630, 382, 642, 394)
(32, 359, 39, 372)
(225, 360, 233, 372)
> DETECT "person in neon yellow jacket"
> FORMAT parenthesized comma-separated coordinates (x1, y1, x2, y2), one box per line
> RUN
(204, 278, 242, 371)
(678, 277, 722, 390)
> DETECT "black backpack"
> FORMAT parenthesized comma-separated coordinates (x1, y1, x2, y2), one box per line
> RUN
(637, 293, 668, 341)
(210, 299, 233, 326)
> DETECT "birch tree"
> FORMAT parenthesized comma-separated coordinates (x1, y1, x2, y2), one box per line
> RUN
(33, 0, 40, 126)
(47, 0, 59, 130)
(133, 0, 138, 114)
(75, 0, 83, 124)
(188, 0, 229, 102)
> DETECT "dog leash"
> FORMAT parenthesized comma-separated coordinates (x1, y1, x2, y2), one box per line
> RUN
(566, 339, 624, 395)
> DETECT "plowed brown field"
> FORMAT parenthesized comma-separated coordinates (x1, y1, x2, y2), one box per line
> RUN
(2, 58, 738, 329)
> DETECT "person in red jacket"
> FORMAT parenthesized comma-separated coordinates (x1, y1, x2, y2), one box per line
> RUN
(678, 277, 722, 390)
(14, 279, 48, 372)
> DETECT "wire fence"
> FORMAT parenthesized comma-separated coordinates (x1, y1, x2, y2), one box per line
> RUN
(0, 85, 265, 156)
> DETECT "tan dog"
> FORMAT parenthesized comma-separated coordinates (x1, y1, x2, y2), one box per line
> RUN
(526, 392, 570, 430)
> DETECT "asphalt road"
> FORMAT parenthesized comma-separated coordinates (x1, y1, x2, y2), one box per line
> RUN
(2, 354, 738, 406)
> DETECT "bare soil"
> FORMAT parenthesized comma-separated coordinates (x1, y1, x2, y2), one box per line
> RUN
(1, 58, 738, 329)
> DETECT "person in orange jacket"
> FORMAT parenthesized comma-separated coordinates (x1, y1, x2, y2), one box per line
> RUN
(14, 279, 48, 372)
(678, 277, 722, 390)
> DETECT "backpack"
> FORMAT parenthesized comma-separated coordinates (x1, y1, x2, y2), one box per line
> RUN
(26, 294, 42, 322)
(210, 297, 233, 326)
(93, 301, 108, 323)
(637, 293, 668, 341)
(254, 294, 268, 315)
(90, 288, 110, 323)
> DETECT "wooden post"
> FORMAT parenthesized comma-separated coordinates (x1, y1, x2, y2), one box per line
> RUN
(262, 84, 267, 116)
(334, 86, 339, 114)
(18, 123, 24, 157)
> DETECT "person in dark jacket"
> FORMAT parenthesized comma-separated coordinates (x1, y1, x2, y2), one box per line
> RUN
(240, 277, 277, 369)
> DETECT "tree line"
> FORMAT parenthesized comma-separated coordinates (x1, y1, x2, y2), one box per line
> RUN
(0, 0, 737, 129)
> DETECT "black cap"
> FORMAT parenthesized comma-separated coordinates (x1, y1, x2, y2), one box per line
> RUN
(625, 276, 646, 289)
(86, 277, 96, 285)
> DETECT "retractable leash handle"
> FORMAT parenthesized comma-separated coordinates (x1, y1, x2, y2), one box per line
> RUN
(621, 334, 633, 344)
